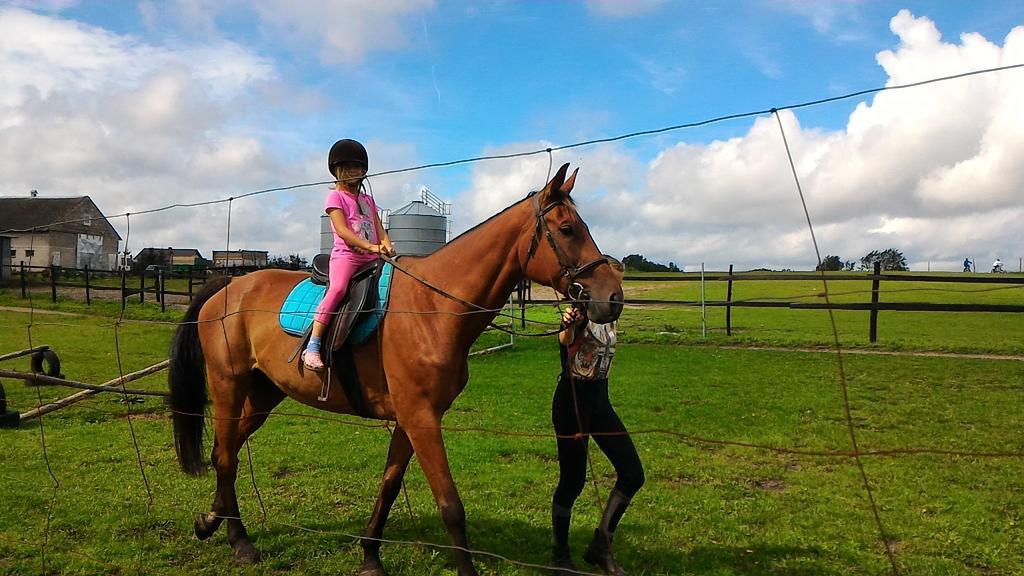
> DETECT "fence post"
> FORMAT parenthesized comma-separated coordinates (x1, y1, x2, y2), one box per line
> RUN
(159, 269, 166, 313)
(20, 262, 27, 298)
(726, 264, 734, 336)
(50, 265, 58, 303)
(869, 261, 881, 343)
(139, 270, 145, 303)
(84, 265, 91, 305)
(187, 268, 194, 301)
(700, 263, 707, 339)
(517, 279, 527, 329)
(120, 270, 127, 311)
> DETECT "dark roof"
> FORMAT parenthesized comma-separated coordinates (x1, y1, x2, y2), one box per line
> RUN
(137, 247, 204, 258)
(0, 196, 122, 240)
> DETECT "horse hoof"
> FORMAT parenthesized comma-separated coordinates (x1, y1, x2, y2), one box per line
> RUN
(233, 541, 262, 565)
(356, 565, 389, 576)
(194, 512, 223, 541)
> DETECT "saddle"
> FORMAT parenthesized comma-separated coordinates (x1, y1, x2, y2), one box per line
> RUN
(284, 256, 380, 353)
(281, 255, 393, 404)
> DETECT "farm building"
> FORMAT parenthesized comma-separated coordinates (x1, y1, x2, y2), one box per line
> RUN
(0, 195, 122, 270)
(132, 247, 211, 272)
(212, 249, 268, 269)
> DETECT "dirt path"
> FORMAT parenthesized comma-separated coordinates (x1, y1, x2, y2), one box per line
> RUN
(0, 306, 81, 317)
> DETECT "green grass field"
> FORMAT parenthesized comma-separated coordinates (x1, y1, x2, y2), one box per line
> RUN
(0, 279, 1022, 575)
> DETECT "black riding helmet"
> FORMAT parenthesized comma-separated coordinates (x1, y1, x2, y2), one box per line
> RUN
(328, 139, 369, 176)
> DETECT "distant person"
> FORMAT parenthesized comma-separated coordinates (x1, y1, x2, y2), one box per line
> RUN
(302, 139, 395, 371)
(550, 256, 643, 576)
(963, 258, 972, 273)
(992, 258, 1004, 273)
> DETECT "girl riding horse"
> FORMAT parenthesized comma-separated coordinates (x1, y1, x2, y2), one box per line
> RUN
(168, 163, 623, 576)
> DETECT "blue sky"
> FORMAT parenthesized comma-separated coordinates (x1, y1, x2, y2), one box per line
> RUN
(2, 1, 1023, 271)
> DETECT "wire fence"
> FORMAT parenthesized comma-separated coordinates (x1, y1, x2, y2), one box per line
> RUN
(2, 63, 1023, 575)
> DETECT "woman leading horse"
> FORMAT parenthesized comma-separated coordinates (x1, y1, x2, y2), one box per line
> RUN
(168, 163, 623, 576)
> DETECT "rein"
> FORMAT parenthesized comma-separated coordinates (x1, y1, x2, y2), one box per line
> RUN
(379, 192, 609, 337)
(380, 254, 563, 337)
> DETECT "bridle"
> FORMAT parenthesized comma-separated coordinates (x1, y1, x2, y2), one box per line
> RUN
(524, 192, 609, 304)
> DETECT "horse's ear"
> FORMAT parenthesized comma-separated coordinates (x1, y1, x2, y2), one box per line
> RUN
(559, 167, 579, 196)
(541, 163, 571, 203)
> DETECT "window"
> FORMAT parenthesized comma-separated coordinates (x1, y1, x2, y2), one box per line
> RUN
(25, 249, 35, 257)
(8, 249, 14, 257)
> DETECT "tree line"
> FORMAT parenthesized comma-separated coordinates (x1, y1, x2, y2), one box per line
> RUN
(619, 249, 911, 273)
(816, 249, 909, 272)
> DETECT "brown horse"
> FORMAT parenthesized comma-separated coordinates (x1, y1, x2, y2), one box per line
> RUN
(168, 163, 623, 576)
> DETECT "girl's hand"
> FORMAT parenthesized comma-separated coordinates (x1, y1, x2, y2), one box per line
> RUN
(381, 241, 396, 257)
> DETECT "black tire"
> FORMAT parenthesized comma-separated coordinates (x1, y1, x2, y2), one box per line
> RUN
(30, 349, 62, 378)
(0, 379, 19, 428)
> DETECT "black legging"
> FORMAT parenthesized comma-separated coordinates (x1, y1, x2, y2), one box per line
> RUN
(551, 374, 644, 510)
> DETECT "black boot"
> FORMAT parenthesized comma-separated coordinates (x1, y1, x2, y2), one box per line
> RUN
(583, 529, 627, 575)
(551, 504, 577, 575)
(551, 544, 578, 576)
(583, 489, 632, 575)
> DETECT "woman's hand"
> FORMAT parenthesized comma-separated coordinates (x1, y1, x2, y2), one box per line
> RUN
(561, 306, 583, 327)
(381, 241, 396, 257)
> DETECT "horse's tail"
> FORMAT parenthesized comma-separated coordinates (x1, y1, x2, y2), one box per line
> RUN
(169, 275, 231, 476)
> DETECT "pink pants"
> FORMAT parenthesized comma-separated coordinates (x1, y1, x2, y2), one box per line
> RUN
(313, 254, 377, 325)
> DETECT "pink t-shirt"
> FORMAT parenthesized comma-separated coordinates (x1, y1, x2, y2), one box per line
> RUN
(325, 189, 379, 260)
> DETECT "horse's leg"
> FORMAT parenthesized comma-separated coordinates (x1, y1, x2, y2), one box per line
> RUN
(358, 426, 415, 576)
(196, 373, 281, 564)
(402, 414, 478, 576)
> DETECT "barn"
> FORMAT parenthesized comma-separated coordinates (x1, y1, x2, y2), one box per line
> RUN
(0, 195, 122, 271)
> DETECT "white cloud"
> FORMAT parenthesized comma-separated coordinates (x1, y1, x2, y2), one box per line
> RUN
(3, 0, 78, 11)
(637, 57, 687, 94)
(451, 12, 1024, 271)
(251, 0, 435, 64)
(769, 0, 870, 43)
(0, 7, 290, 255)
(150, 0, 435, 64)
(586, 0, 664, 19)
(2, 7, 1020, 274)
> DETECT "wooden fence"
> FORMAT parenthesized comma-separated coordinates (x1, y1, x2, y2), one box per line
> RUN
(525, 262, 1024, 343)
(0, 263, 271, 312)
(4, 262, 1023, 343)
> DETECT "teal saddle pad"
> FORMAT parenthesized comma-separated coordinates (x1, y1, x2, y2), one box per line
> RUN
(278, 262, 394, 347)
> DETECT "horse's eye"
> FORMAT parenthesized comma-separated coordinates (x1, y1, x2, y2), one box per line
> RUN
(559, 225, 574, 237)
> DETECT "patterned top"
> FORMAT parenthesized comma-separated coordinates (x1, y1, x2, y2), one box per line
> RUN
(565, 320, 617, 381)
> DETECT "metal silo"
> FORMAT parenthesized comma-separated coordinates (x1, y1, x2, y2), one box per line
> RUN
(319, 215, 333, 254)
(387, 188, 451, 257)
